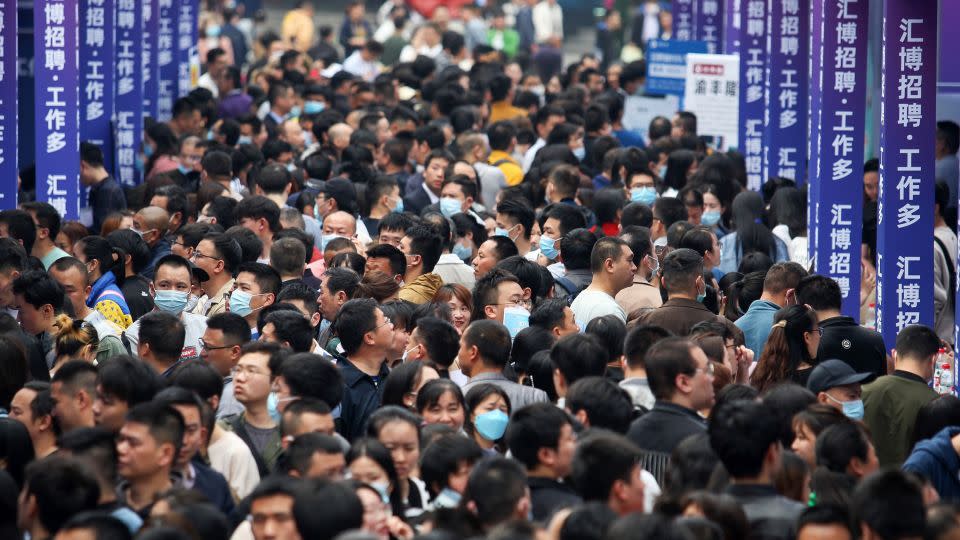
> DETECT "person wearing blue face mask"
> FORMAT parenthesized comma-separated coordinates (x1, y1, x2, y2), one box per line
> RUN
(807, 360, 875, 421)
(361, 177, 403, 236)
(120, 255, 209, 364)
(624, 169, 659, 207)
(465, 384, 512, 455)
(230, 263, 281, 341)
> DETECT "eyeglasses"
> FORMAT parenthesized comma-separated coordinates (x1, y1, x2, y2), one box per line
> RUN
(200, 338, 235, 351)
(191, 251, 222, 262)
(370, 319, 394, 332)
(694, 363, 716, 376)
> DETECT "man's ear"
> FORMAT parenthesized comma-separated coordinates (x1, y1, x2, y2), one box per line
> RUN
(158, 442, 177, 468)
(484, 304, 498, 320)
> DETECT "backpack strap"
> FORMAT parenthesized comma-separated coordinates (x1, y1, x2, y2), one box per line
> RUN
(227, 416, 271, 478)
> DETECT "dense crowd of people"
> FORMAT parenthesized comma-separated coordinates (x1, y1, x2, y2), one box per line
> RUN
(5, 0, 960, 539)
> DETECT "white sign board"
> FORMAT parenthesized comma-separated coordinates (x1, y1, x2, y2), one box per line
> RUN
(683, 53, 740, 151)
(621, 94, 681, 143)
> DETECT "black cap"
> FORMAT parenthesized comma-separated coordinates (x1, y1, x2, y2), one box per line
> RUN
(806, 359, 876, 394)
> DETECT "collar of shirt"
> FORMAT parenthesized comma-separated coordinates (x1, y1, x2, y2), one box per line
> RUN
(421, 182, 440, 204)
(892, 370, 929, 385)
(341, 357, 390, 387)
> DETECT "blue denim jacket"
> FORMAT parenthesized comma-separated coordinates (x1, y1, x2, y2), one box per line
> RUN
(735, 300, 782, 358)
(718, 232, 789, 274)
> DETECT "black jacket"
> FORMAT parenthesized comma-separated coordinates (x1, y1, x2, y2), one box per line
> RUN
(336, 356, 389, 442)
(191, 459, 236, 516)
(528, 477, 582, 523)
(817, 316, 888, 377)
(725, 484, 804, 540)
(403, 186, 434, 216)
(627, 401, 706, 454)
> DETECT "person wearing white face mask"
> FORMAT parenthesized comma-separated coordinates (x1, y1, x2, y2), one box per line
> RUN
(616, 227, 664, 318)
(121, 255, 209, 363)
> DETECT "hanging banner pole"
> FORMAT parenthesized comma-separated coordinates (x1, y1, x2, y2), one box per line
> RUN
(35, 0, 80, 219)
(875, 0, 937, 349)
(737, 0, 768, 190)
(0, 0, 16, 209)
(762, 0, 808, 184)
(810, 0, 868, 320)
(113, 0, 143, 187)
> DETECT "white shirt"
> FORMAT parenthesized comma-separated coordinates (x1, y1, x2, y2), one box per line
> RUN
(570, 289, 627, 327)
(209, 430, 261, 500)
(522, 138, 546, 173)
(433, 253, 476, 290)
(422, 182, 440, 205)
(124, 310, 208, 361)
(533, 1, 564, 43)
(198, 72, 219, 98)
(342, 51, 381, 82)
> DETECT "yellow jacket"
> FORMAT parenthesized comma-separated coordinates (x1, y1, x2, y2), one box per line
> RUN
(398, 273, 444, 304)
(281, 9, 315, 52)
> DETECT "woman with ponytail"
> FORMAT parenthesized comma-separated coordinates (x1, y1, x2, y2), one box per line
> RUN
(74, 236, 133, 329)
(50, 315, 98, 374)
(750, 305, 821, 392)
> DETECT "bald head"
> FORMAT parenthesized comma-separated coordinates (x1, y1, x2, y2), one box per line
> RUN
(329, 123, 353, 150)
(322, 211, 357, 236)
(133, 206, 170, 247)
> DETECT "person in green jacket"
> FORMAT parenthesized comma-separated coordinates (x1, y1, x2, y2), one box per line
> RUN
(862, 324, 941, 467)
(487, 10, 519, 59)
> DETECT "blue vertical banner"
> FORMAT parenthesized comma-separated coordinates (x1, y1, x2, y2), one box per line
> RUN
(17, 5, 34, 174)
(177, 0, 198, 97)
(876, 0, 937, 349)
(156, 0, 176, 120)
(762, 0, 808, 184)
(0, 1, 17, 209)
(810, 0, 868, 319)
(113, 0, 142, 187)
(35, 0, 80, 220)
(674, 0, 695, 42)
(723, 0, 741, 55)
(142, 0, 157, 119)
(737, 0, 768, 190)
(694, 0, 723, 53)
(79, 0, 113, 173)
(806, 0, 823, 260)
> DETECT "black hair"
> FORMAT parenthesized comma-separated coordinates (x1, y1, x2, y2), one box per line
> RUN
(420, 433, 482, 496)
(153, 185, 189, 224)
(205, 311, 252, 345)
(96, 355, 163, 407)
(851, 470, 925, 539)
(78, 236, 126, 285)
(346, 438, 404, 517)
(283, 433, 344, 476)
(470, 268, 520, 322)
(496, 256, 545, 303)
(815, 422, 871, 474)
(280, 398, 333, 437)
(623, 324, 672, 370)
(463, 320, 512, 369)
(281, 353, 344, 408)
(571, 432, 642, 502)
(22, 456, 100, 535)
(621, 202, 654, 229)
(168, 360, 224, 402)
(138, 311, 186, 365)
(529, 298, 568, 333)
(708, 400, 783, 478)
(332, 298, 380, 356)
(761, 382, 817, 446)
(895, 324, 942, 362)
(560, 228, 598, 271)
(461, 456, 528, 527)
(912, 395, 960, 448)
(0, 237, 26, 274)
(0, 210, 36, 254)
(416, 378, 465, 418)
(59, 513, 132, 540)
(585, 314, 627, 365)
(660, 248, 704, 293)
(293, 482, 364, 540)
(236, 261, 282, 296)
(405, 224, 444, 273)
(414, 317, 460, 369)
(381, 361, 430, 409)
(510, 325, 555, 374)
(567, 376, 633, 433)
(104, 230, 151, 274)
(544, 203, 588, 236)
(796, 505, 853, 537)
(235, 196, 282, 233)
(551, 333, 608, 388)
(124, 401, 186, 458)
(560, 502, 618, 540)
(12, 269, 64, 312)
(205, 197, 239, 230)
(0, 418, 34, 488)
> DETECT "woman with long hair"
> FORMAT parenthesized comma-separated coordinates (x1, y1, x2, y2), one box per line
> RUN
(365, 407, 431, 519)
(74, 236, 132, 328)
(144, 122, 181, 180)
(662, 149, 698, 196)
(718, 191, 789, 273)
(769, 187, 808, 267)
(750, 305, 821, 392)
(381, 361, 440, 410)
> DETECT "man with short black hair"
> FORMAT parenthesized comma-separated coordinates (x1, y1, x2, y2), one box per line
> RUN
(332, 299, 392, 440)
(710, 400, 804, 539)
(80, 141, 127, 233)
(496, 198, 536, 257)
(486, 120, 523, 186)
(405, 150, 453, 215)
(627, 337, 713, 454)
(232, 262, 281, 339)
(133, 311, 187, 376)
(17, 456, 100, 538)
(237, 196, 283, 262)
(220, 342, 287, 475)
(21, 201, 69, 269)
(50, 360, 99, 433)
(398, 225, 444, 304)
(566, 376, 634, 433)
(116, 402, 185, 516)
(460, 320, 549, 410)
(404, 317, 461, 375)
(282, 433, 347, 480)
(570, 237, 635, 327)
(10, 382, 58, 458)
(13, 269, 66, 369)
(863, 324, 941, 466)
(635, 248, 722, 336)
(620, 325, 672, 411)
(570, 432, 647, 516)
(851, 470, 926, 540)
(260, 310, 314, 353)
(651, 197, 687, 245)
(461, 457, 531, 531)
(796, 274, 888, 377)
(529, 298, 580, 338)
(550, 333, 608, 403)
(736, 262, 808, 358)
(616, 226, 662, 317)
(191, 233, 242, 317)
(506, 403, 580, 522)
(201, 312, 251, 418)
(94, 356, 164, 432)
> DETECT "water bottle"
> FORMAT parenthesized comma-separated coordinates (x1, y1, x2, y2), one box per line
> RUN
(940, 361, 954, 396)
